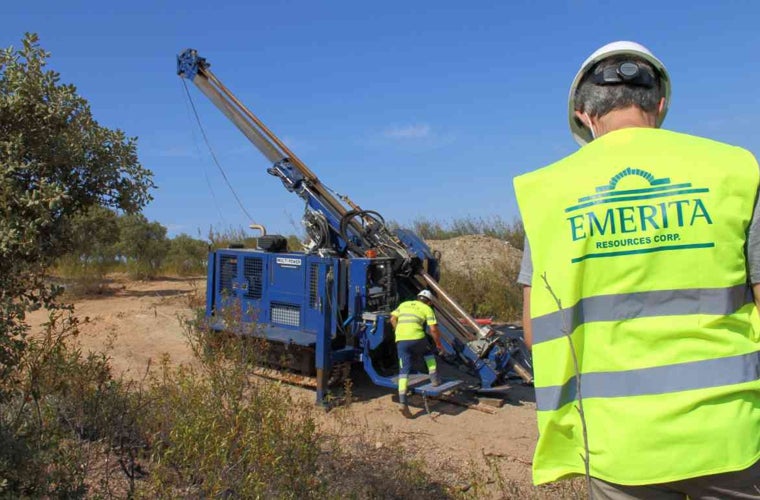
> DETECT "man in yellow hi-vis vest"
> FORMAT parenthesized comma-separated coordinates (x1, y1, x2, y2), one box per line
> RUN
(390, 289, 444, 418)
(513, 41, 760, 498)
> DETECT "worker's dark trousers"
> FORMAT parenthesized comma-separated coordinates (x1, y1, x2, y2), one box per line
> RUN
(396, 338, 436, 402)
(396, 338, 434, 376)
(590, 458, 760, 499)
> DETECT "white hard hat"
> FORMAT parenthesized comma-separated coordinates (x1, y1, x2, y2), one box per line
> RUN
(417, 290, 434, 302)
(568, 41, 671, 146)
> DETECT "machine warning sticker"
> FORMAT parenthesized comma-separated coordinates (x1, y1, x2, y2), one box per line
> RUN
(564, 167, 715, 263)
(276, 257, 303, 268)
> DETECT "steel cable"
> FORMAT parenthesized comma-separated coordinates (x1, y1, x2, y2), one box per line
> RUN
(181, 79, 254, 222)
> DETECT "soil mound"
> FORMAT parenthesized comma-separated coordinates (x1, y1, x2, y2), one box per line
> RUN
(426, 235, 522, 275)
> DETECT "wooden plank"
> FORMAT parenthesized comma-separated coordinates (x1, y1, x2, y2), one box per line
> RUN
(427, 394, 497, 414)
(250, 366, 317, 388)
(478, 396, 506, 408)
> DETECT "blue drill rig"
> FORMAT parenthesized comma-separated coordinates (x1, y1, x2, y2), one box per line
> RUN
(177, 49, 533, 404)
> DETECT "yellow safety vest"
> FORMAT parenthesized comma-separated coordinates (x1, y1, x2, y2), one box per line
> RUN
(391, 300, 437, 342)
(513, 127, 760, 485)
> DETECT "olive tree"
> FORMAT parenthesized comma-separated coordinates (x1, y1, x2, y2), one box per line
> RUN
(165, 233, 208, 276)
(56, 206, 121, 297)
(117, 214, 169, 279)
(0, 33, 154, 378)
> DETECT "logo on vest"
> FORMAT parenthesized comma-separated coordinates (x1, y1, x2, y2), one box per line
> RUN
(565, 167, 714, 263)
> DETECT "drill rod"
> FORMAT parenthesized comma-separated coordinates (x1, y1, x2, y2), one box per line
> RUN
(419, 271, 486, 340)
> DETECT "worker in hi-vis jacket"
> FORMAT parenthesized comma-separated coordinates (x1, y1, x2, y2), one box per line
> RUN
(514, 41, 760, 498)
(390, 289, 444, 418)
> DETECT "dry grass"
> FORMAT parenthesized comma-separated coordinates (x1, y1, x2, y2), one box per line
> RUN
(439, 255, 523, 321)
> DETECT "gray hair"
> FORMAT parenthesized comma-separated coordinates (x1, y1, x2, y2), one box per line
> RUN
(575, 56, 663, 118)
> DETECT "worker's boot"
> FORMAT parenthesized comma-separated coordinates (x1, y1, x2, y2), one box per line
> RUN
(398, 393, 413, 419)
(430, 370, 442, 387)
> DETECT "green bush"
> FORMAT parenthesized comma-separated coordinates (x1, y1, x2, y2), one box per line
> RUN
(144, 361, 321, 498)
(162, 233, 208, 276)
(0, 304, 325, 498)
(439, 255, 523, 321)
(55, 206, 122, 295)
(0, 312, 145, 498)
(117, 214, 170, 279)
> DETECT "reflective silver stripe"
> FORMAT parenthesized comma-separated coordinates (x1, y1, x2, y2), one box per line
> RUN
(535, 350, 760, 411)
(532, 284, 751, 345)
(398, 313, 423, 319)
(397, 313, 424, 325)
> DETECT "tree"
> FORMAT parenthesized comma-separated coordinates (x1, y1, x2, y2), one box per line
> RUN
(58, 206, 120, 278)
(165, 234, 208, 276)
(117, 214, 169, 279)
(0, 33, 154, 378)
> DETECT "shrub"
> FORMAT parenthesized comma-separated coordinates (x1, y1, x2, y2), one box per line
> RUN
(439, 255, 523, 321)
(162, 233, 208, 276)
(144, 361, 321, 498)
(117, 214, 169, 279)
(140, 302, 322, 498)
(58, 206, 120, 273)
(0, 312, 146, 498)
(0, 304, 325, 498)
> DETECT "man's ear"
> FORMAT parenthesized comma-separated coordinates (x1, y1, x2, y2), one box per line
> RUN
(574, 110, 593, 130)
(574, 110, 590, 129)
(658, 97, 666, 116)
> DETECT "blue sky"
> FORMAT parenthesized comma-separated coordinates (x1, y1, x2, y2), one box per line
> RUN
(2, 1, 759, 238)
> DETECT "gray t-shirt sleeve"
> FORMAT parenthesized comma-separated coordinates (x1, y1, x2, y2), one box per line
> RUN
(517, 236, 532, 286)
(747, 185, 760, 284)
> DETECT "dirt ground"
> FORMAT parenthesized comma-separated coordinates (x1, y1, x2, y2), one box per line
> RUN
(26, 275, 539, 491)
